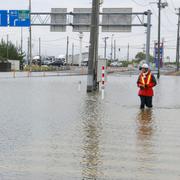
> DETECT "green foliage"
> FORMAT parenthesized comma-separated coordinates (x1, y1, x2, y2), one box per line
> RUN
(24, 65, 67, 72)
(0, 39, 25, 61)
(135, 52, 146, 62)
(121, 61, 129, 67)
(135, 52, 154, 63)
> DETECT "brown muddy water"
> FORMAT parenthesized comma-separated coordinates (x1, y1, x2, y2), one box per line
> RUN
(0, 75, 180, 180)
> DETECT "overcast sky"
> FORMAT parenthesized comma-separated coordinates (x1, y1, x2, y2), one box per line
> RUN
(0, 0, 180, 61)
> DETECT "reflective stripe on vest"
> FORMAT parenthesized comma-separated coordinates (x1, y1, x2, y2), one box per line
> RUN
(140, 73, 151, 85)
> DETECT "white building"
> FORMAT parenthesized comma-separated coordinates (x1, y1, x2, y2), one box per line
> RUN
(8, 60, 20, 71)
(68, 52, 88, 65)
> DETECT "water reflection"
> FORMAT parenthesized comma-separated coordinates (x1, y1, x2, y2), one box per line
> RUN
(81, 93, 103, 179)
(136, 109, 156, 175)
(136, 109, 154, 140)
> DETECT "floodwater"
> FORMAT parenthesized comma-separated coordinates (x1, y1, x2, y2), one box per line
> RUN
(0, 75, 180, 180)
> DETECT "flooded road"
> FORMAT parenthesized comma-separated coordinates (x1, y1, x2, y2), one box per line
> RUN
(0, 75, 180, 180)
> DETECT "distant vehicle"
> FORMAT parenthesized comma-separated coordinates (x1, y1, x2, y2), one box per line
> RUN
(32, 55, 41, 65)
(41, 56, 55, 65)
(42, 60, 51, 65)
(110, 61, 122, 67)
(81, 61, 88, 66)
(81, 58, 88, 66)
(48, 60, 64, 67)
(57, 54, 66, 65)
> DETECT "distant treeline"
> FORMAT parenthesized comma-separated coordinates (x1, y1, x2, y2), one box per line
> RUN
(0, 39, 25, 61)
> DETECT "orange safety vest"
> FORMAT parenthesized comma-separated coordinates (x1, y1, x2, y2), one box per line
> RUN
(140, 72, 152, 85)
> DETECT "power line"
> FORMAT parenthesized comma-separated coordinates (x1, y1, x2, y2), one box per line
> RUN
(162, 10, 175, 26)
(130, 0, 149, 7)
(169, 0, 176, 9)
(149, 3, 176, 32)
(167, 4, 176, 14)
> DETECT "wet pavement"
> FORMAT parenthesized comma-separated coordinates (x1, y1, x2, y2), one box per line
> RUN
(0, 75, 180, 180)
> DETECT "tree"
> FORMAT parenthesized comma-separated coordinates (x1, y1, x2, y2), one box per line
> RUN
(0, 39, 25, 62)
(135, 52, 146, 62)
(134, 52, 154, 63)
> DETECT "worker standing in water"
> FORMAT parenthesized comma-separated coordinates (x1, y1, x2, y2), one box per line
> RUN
(137, 63, 157, 109)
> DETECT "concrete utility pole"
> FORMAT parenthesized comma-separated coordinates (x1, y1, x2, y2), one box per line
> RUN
(72, 43, 74, 65)
(127, 43, 130, 61)
(146, 10, 152, 65)
(111, 34, 114, 61)
(38, 37, 41, 62)
(176, 8, 180, 72)
(6, 34, 9, 59)
(27, 37, 30, 65)
(29, 0, 32, 69)
(66, 36, 69, 65)
(103, 37, 109, 59)
(157, 0, 168, 79)
(21, 28, 23, 55)
(79, 32, 83, 66)
(114, 39, 116, 60)
(142, 44, 146, 53)
(87, 0, 100, 92)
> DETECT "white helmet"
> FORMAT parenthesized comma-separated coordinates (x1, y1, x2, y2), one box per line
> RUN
(141, 63, 149, 69)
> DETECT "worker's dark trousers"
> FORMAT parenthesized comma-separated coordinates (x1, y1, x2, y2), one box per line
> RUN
(140, 96, 153, 109)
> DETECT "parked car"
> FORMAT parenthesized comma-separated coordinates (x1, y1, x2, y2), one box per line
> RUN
(110, 61, 122, 67)
(48, 60, 64, 67)
(81, 61, 88, 66)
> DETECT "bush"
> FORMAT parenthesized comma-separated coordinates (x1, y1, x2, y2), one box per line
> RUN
(24, 65, 54, 71)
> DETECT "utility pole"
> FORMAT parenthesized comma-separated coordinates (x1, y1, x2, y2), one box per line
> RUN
(29, 0, 32, 69)
(79, 32, 83, 66)
(38, 37, 41, 64)
(21, 28, 23, 55)
(146, 10, 152, 65)
(114, 39, 116, 60)
(176, 8, 180, 72)
(27, 37, 30, 65)
(103, 37, 109, 59)
(87, 0, 100, 92)
(111, 34, 114, 61)
(157, 0, 168, 79)
(66, 36, 69, 65)
(6, 34, 9, 59)
(127, 43, 130, 61)
(72, 43, 74, 65)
